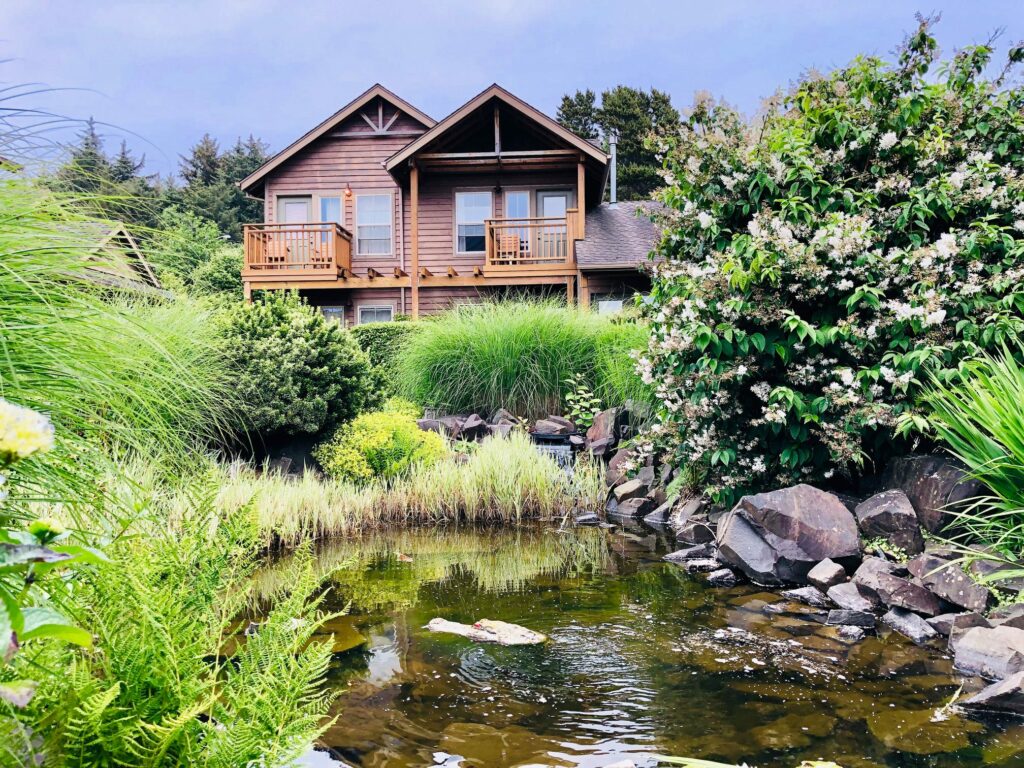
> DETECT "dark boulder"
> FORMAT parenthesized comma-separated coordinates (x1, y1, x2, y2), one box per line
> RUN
(460, 413, 488, 440)
(854, 490, 925, 555)
(616, 497, 653, 518)
(643, 499, 673, 526)
(533, 418, 572, 436)
(827, 609, 876, 628)
(952, 626, 1024, 680)
(853, 563, 942, 617)
(716, 484, 861, 585)
(927, 612, 987, 637)
(585, 407, 622, 458)
(678, 558, 721, 573)
(707, 568, 738, 587)
(613, 478, 650, 503)
(807, 559, 847, 592)
(882, 608, 939, 645)
(545, 415, 575, 431)
(781, 586, 832, 609)
(605, 448, 634, 487)
(990, 604, 1024, 630)
(486, 423, 513, 440)
(879, 454, 986, 533)
(668, 498, 715, 544)
(663, 543, 715, 562)
(960, 671, 1024, 715)
(574, 512, 600, 527)
(489, 407, 517, 425)
(827, 582, 881, 612)
(906, 553, 993, 613)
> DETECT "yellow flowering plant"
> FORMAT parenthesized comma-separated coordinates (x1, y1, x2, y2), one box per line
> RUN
(0, 399, 103, 708)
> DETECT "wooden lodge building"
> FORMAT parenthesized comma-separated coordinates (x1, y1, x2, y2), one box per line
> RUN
(239, 84, 660, 323)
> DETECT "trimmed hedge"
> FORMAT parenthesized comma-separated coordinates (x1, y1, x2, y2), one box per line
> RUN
(350, 321, 420, 396)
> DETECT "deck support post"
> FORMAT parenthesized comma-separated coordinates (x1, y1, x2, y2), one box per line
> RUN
(578, 273, 589, 310)
(566, 275, 575, 306)
(577, 159, 586, 240)
(243, 281, 252, 303)
(410, 163, 420, 319)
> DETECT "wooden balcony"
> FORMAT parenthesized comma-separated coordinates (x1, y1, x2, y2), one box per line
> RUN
(242, 222, 352, 280)
(484, 208, 580, 273)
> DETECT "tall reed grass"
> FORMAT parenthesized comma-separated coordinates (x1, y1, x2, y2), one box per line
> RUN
(211, 431, 605, 546)
(396, 300, 651, 418)
(0, 177, 237, 515)
(926, 346, 1024, 557)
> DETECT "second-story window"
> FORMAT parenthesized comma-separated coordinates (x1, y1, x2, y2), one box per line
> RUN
(456, 191, 492, 253)
(355, 193, 393, 256)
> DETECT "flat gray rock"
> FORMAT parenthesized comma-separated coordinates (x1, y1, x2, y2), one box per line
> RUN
(827, 581, 881, 612)
(426, 618, 547, 645)
(827, 609, 876, 628)
(952, 625, 1024, 680)
(882, 607, 939, 646)
(907, 553, 992, 613)
(781, 586, 832, 609)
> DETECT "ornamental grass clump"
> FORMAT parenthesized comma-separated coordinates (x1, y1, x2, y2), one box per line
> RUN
(639, 19, 1024, 503)
(926, 346, 1024, 557)
(396, 299, 650, 418)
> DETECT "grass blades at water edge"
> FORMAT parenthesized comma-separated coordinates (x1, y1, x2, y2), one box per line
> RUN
(212, 431, 605, 546)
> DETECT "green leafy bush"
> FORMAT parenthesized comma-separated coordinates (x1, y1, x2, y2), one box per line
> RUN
(314, 408, 446, 483)
(640, 21, 1024, 503)
(150, 206, 225, 284)
(190, 245, 244, 299)
(396, 300, 650, 418)
(350, 321, 420, 398)
(219, 292, 373, 441)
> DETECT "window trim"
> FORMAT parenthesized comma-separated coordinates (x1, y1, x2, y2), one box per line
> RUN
(353, 191, 394, 258)
(356, 304, 395, 325)
(453, 188, 494, 256)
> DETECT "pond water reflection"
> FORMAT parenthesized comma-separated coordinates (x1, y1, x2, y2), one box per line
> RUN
(260, 526, 1024, 768)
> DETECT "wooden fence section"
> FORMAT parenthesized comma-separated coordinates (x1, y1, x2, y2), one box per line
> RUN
(484, 209, 580, 272)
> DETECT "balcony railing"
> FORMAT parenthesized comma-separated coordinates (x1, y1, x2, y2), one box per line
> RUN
(242, 222, 352, 278)
(484, 209, 580, 269)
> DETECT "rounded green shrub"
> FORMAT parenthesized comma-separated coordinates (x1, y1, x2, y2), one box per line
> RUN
(314, 409, 446, 483)
(219, 292, 373, 441)
(640, 21, 1024, 503)
(350, 321, 421, 397)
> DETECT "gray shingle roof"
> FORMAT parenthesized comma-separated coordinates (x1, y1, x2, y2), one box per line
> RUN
(576, 201, 662, 268)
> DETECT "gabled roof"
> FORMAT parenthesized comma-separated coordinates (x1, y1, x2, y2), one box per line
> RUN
(239, 84, 434, 195)
(385, 84, 608, 172)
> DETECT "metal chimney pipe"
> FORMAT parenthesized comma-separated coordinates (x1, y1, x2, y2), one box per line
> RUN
(608, 129, 618, 208)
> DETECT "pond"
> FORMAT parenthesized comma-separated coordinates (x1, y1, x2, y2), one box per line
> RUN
(256, 525, 1024, 768)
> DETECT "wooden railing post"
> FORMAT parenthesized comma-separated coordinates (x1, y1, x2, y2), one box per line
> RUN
(485, 220, 494, 267)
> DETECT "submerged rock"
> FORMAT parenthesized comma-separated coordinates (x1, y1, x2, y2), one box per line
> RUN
(827, 609, 876, 628)
(425, 618, 547, 646)
(961, 671, 1024, 715)
(781, 586, 832, 609)
(716, 484, 860, 585)
(855, 489, 925, 555)
(663, 543, 714, 562)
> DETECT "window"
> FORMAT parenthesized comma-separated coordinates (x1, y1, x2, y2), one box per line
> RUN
(504, 190, 530, 219)
(320, 196, 342, 225)
(358, 305, 394, 324)
(321, 306, 346, 325)
(456, 191, 492, 253)
(597, 299, 624, 315)
(355, 194, 392, 256)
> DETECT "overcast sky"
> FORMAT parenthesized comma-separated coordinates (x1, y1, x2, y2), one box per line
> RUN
(2, 1, 1021, 176)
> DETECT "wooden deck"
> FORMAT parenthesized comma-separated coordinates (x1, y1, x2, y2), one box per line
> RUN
(242, 222, 352, 281)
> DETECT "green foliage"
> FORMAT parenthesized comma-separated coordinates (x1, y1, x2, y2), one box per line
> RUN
(926, 346, 1024, 556)
(350, 321, 421, 397)
(564, 373, 602, 429)
(13, 485, 336, 768)
(396, 300, 649, 419)
(0, 177, 238, 511)
(557, 86, 680, 200)
(171, 134, 268, 242)
(150, 206, 226, 284)
(219, 292, 373, 440)
(190, 246, 243, 299)
(314, 409, 446, 483)
(640, 20, 1024, 503)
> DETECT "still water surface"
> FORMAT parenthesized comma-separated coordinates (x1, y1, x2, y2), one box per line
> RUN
(258, 526, 1024, 768)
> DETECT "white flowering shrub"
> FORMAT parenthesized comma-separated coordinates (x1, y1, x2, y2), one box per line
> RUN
(640, 20, 1024, 503)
